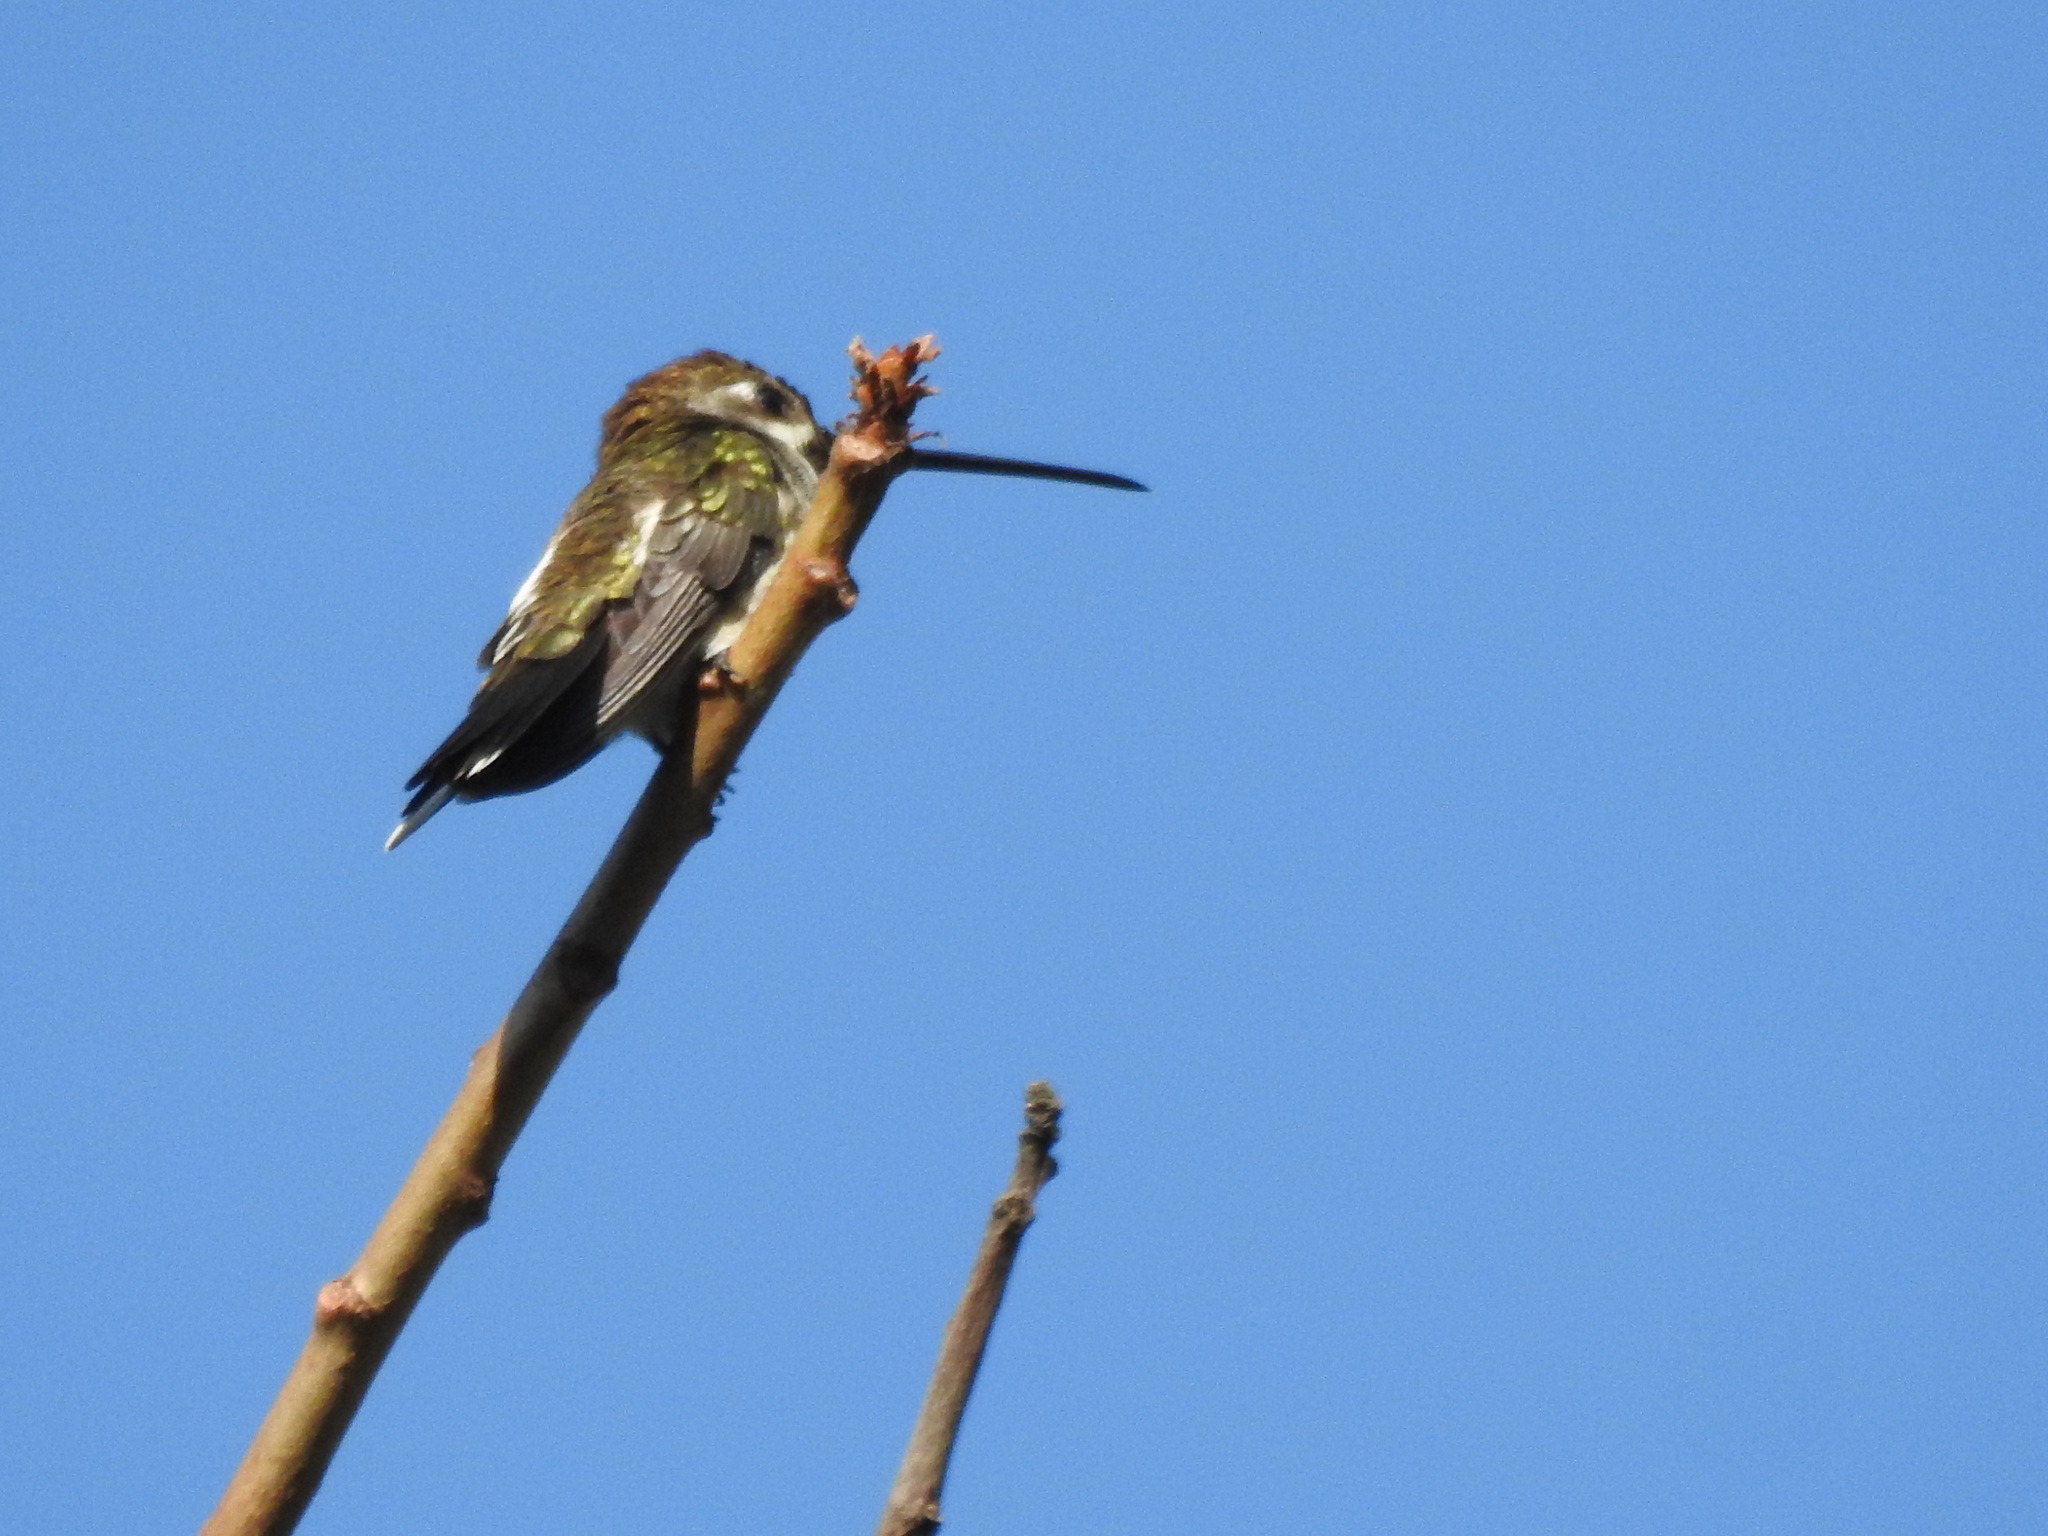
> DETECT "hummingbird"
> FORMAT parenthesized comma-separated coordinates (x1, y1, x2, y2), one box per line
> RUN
(388, 350, 1143, 848)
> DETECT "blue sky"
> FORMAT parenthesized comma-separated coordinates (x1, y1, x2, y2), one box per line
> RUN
(3, 3, 2044, 1532)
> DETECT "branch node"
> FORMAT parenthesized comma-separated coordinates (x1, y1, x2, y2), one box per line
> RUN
(989, 1191, 1037, 1228)
(448, 1170, 495, 1232)
(696, 659, 751, 698)
(548, 938, 620, 1005)
(312, 1278, 374, 1331)
(798, 557, 859, 616)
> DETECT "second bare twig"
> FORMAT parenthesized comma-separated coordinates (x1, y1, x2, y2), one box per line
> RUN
(876, 1082, 1064, 1536)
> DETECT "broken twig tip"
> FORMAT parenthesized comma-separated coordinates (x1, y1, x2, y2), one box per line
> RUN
(845, 334, 942, 436)
(1023, 1080, 1063, 1140)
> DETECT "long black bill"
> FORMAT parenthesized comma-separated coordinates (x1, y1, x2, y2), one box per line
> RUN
(902, 447, 1147, 492)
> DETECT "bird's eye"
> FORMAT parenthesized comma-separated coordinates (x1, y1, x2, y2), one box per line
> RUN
(754, 384, 789, 417)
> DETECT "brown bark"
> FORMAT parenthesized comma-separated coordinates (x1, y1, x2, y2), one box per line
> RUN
(200, 337, 939, 1536)
(875, 1082, 1064, 1536)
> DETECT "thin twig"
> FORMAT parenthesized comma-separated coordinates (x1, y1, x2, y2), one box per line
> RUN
(876, 1082, 1064, 1536)
(200, 337, 941, 1536)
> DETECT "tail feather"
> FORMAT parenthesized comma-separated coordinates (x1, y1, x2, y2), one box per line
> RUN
(387, 626, 612, 850)
(385, 783, 456, 851)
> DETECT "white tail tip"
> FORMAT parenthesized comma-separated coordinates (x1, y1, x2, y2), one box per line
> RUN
(384, 785, 456, 850)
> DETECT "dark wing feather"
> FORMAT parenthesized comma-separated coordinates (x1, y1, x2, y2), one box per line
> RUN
(593, 514, 756, 731)
(435, 641, 613, 803)
(403, 625, 608, 803)
(475, 614, 513, 670)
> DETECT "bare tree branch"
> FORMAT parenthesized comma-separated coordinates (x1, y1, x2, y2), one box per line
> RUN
(876, 1081, 1065, 1536)
(200, 337, 941, 1536)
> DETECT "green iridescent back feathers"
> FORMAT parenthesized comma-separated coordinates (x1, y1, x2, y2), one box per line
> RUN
(495, 427, 783, 664)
